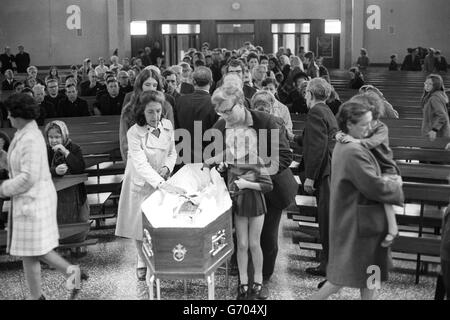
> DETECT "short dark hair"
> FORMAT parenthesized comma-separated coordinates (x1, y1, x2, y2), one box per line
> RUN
(305, 51, 315, 60)
(193, 52, 205, 60)
(5, 93, 40, 120)
(261, 78, 278, 88)
(259, 55, 269, 62)
(227, 59, 244, 72)
(65, 83, 77, 90)
(275, 72, 284, 84)
(22, 87, 34, 95)
(247, 52, 259, 63)
(134, 91, 166, 127)
(106, 78, 118, 85)
(192, 66, 212, 87)
(293, 72, 309, 84)
(194, 60, 205, 67)
(13, 81, 24, 89)
(336, 101, 371, 133)
(162, 69, 177, 79)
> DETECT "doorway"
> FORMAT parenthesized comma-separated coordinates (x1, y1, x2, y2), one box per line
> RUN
(217, 22, 254, 50)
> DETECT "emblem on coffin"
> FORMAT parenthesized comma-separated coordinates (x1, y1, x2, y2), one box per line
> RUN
(172, 244, 187, 262)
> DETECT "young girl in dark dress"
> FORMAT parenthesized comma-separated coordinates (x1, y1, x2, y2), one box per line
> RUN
(220, 128, 273, 300)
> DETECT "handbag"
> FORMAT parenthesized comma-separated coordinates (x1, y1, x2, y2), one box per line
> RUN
(265, 168, 298, 210)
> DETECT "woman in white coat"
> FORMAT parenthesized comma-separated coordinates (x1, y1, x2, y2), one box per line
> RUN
(115, 90, 177, 299)
(0, 94, 87, 300)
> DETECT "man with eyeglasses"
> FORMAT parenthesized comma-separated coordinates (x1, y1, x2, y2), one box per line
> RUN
(44, 79, 65, 107)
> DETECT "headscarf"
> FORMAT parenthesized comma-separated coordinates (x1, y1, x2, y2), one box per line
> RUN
(44, 120, 71, 168)
(44, 120, 70, 146)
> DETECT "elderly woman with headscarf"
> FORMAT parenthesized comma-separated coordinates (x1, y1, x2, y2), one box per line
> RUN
(44, 120, 89, 241)
(251, 90, 294, 141)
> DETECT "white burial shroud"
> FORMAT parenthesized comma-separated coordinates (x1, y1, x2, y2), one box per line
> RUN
(141, 163, 232, 228)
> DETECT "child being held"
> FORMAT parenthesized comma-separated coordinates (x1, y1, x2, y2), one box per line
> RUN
(336, 94, 401, 247)
(218, 128, 273, 300)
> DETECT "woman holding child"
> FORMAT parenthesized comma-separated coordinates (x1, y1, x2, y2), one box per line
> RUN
(312, 100, 404, 300)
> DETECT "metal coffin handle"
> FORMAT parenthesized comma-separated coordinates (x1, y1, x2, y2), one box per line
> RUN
(210, 229, 228, 257)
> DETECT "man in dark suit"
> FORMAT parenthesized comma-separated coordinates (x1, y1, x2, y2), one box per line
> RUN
(15, 45, 31, 74)
(174, 66, 218, 165)
(179, 62, 195, 94)
(216, 59, 257, 100)
(1, 69, 15, 90)
(117, 70, 133, 94)
(0, 46, 14, 74)
(401, 48, 422, 71)
(162, 69, 181, 103)
(93, 78, 125, 115)
(33, 84, 57, 124)
(57, 83, 90, 117)
(80, 70, 105, 96)
(297, 78, 338, 278)
(285, 72, 309, 114)
(44, 79, 65, 107)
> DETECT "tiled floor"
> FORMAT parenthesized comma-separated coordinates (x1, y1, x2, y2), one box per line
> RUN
(0, 214, 438, 300)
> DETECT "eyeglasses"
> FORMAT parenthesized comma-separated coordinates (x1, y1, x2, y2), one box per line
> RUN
(216, 104, 237, 117)
(228, 69, 243, 74)
(360, 85, 375, 91)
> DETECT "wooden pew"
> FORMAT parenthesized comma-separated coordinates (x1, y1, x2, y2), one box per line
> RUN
(289, 178, 448, 284)
(0, 174, 98, 253)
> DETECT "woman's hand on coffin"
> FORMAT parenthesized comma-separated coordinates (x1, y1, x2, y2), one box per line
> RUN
(159, 182, 187, 195)
(157, 166, 170, 180)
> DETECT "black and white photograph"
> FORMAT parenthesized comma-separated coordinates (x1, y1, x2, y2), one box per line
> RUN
(0, 0, 449, 304)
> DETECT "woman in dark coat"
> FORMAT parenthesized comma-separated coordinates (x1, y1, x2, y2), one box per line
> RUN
(349, 67, 365, 90)
(312, 101, 404, 300)
(44, 120, 89, 243)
